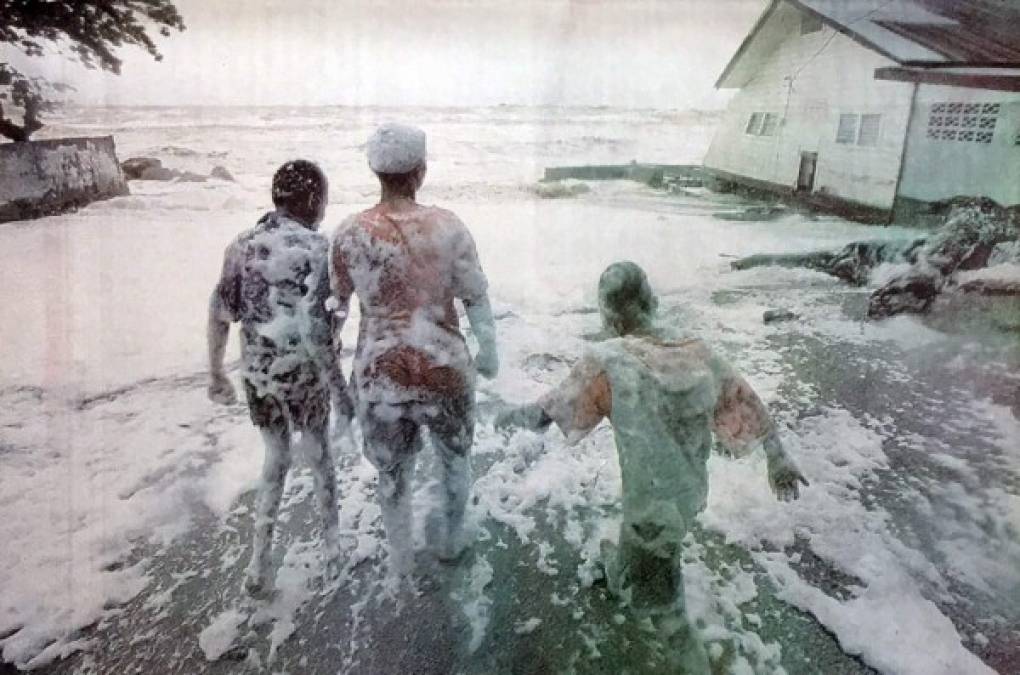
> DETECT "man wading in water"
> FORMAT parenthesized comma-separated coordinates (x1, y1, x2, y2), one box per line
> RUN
(496, 261, 808, 670)
(331, 123, 498, 576)
(207, 160, 351, 596)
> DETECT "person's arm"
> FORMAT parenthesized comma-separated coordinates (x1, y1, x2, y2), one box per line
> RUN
(494, 401, 554, 432)
(451, 223, 498, 379)
(326, 232, 357, 424)
(207, 241, 242, 405)
(712, 371, 808, 501)
(302, 242, 352, 426)
(495, 355, 610, 445)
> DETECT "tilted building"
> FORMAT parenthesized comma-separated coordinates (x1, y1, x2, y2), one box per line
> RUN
(704, 0, 1020, 223)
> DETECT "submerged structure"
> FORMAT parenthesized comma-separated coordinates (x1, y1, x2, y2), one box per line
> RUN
(703, 0, 1020, 223)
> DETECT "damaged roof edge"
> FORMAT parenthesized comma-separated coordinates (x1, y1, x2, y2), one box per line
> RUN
(714, 0, 934, 89)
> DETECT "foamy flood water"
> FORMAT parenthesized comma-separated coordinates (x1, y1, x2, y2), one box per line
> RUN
(1, 106, 1017, 674)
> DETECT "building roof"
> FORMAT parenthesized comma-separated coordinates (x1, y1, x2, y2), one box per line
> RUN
(717, 0, 1020, 88)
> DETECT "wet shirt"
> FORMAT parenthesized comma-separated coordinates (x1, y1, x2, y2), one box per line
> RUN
(212, 212, 336, 401)
(539, 337, 772, 517)
(330, 203, 488, 404)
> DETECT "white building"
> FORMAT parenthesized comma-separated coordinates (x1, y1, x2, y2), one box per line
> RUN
(703, 0, 1020, 223)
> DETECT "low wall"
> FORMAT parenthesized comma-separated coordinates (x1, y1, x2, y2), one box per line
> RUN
(0, 136, 129, 223)
(543, 163, 705, 184)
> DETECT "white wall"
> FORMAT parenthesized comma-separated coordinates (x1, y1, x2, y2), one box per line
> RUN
(898, 84, 1020, 206)
(704, 1, 915, 209)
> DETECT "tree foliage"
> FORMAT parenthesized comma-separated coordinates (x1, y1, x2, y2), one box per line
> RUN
(0, 0, 185, 141)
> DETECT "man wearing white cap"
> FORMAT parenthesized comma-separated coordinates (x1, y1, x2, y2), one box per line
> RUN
(330, 123, 498, 575)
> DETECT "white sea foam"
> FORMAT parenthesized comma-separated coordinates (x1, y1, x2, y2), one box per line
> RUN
(0, 105, 1015, 672)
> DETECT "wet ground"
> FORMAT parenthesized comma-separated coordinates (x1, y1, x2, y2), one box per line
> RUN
(15, 278, 1016, 675)
(2, 184, 1018, 674)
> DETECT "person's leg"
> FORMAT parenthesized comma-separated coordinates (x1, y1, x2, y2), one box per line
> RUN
(433, 437, 471, 561)
(362, 402, 422, 577)
(616, 503, 709, 671)
(293, 384, 342, 577)
(377, 453, 418, 576)
(247, 424, 293, 596)
(429, 393, 475, 561)
(243, 382, 292, 596)
(305, 422, 341, 574)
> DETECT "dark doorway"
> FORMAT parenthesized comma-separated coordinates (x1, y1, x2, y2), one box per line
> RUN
(797, 152, 817, 192)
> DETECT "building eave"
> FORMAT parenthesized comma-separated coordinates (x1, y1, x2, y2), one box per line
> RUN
(899, 60, 1020, 69)
(874, 66, 1020, 91)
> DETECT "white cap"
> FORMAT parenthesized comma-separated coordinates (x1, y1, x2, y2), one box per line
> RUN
(366, 123, 427, 174)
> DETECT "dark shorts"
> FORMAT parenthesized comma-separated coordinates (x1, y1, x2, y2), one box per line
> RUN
(358, 392, 475, 472)
(244, 379, 330, 432)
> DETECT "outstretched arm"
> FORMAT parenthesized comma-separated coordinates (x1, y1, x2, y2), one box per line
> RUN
(713, 373, 808, 501)
(495, 355, 610, 445)
(495, 401, 553, 433)
(207, 243, 241, 405)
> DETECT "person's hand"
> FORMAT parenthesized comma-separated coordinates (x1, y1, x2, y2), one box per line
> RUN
(494, 403, 550, 434)
(208, 372, 237, 405)
(768, 459, 809, 502)
(331, 384, 355, 422)
(494, 407, 517, 433)
(330, 386, 355, 442)
(475, 347, 499, 380)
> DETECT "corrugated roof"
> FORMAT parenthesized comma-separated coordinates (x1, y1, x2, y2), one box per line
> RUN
(717, 0, 1020, 88)
(799, 0, 1020, 64)
(795, 0, 954, 63)
(874, 20, 1020, 62)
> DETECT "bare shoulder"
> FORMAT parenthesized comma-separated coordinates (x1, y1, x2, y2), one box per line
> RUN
(331, 213, 365, 244)
(425, 205, 469, 231)
(425, 204, 460, 221)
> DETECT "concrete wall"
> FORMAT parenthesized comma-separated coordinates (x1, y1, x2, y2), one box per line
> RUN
(703, 1, 915, 211)
(0, 136, 129, 223)
(898, 85, 1020, 207)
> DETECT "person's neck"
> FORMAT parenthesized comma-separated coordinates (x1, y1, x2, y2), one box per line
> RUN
(275, 208, 315, 230)
(380, 188, 417, 206)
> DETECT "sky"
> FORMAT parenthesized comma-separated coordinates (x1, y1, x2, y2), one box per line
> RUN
(7, 0, 764, 109)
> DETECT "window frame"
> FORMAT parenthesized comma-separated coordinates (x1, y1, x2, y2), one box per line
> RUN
(745, 112, 764, 136)
(836, 113, 859, 144)
(760, 112, 780, 137)
(857, 113, 881, 147)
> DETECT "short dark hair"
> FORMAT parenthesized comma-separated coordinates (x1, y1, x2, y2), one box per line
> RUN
(272, 160, 327, 223)
(598, 261, 656, 335)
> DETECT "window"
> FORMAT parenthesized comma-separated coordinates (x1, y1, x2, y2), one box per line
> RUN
(836, 114, 858, 144)
(746, 112, 764, 135)
(746, 112, 781, 137)
(801, 13, 823, 35)
(857, 114, 881, 146)
(926, 101, 999, 144)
